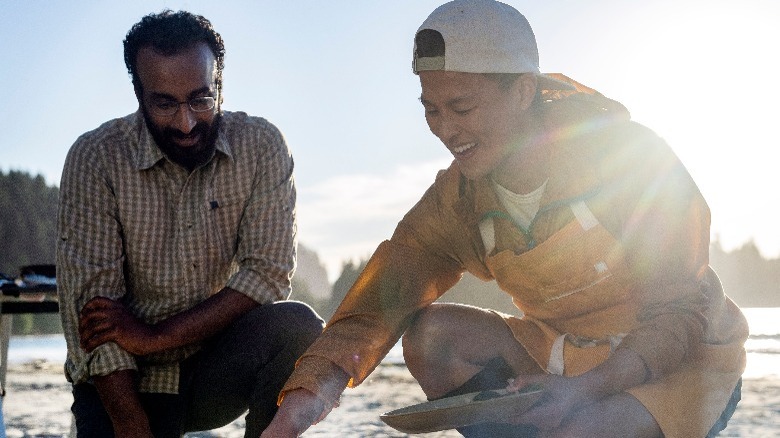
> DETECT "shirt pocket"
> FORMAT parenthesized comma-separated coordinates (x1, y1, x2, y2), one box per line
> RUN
(202, 191, 247, 262)
(489, 223, 630, 319)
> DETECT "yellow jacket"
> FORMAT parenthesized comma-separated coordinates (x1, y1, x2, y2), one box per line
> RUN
(283, 85, 748, 437)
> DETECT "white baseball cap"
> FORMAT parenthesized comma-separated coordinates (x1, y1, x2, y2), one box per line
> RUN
(413, 0, 573, 90)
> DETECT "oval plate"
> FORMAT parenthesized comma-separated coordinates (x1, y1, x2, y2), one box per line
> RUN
(380, 386, 543, 434)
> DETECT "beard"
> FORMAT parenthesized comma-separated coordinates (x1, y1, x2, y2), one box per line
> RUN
(142, 107, 222, 171)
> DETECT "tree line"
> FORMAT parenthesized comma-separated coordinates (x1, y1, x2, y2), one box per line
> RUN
(2, 170, 778, 335)
(313, 238, 780, 321)
(0, 170, 60, 334)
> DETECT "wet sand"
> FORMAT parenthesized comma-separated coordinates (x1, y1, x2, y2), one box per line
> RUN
(2, 360, 777, 437)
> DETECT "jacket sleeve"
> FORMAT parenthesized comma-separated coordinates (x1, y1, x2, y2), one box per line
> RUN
(601, 123, 711, 381)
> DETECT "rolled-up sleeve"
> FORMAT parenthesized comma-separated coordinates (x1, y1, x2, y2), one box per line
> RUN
(226, 121, 297, 304)
(57, 133, 136, 384)
(606, 125, 711, 381)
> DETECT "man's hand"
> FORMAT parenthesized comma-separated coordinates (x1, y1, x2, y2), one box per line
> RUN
(79, 288, 259, 356)
(261, 389, 332, 438)
(79, 297, 159, 355)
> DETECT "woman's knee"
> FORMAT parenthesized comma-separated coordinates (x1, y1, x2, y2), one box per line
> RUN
(402, 303, 459, 366)
(403, 303, 508, 372)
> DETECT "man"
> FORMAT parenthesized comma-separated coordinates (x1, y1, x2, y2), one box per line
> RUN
(264, 1, 748, 437)
(57, 10, 323, 437)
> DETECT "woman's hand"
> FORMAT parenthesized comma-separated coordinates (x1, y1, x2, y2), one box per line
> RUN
(505, 374, 599, 431)
(260, 388, 334, 438)
(504, 348, 649, 432)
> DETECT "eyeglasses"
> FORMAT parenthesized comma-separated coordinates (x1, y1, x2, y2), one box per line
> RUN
(148, 96, 216, 116)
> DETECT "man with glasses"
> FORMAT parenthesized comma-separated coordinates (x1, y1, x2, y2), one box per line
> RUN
(57, 10, 324, 437)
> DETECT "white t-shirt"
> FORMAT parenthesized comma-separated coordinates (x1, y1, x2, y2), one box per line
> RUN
(479, 179, 548, 255)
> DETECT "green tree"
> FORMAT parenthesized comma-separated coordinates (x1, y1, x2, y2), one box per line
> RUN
(319, 258, 521, 321)
(0, 170, 59, 335)
(290, 274, 327, 318)
(0, 170, 58, 274)
(321, 259, 367, 320)
(11, 313, 61, 335)
(710, 240, 780, 307)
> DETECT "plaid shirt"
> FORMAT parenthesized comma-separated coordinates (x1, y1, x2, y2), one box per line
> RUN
(57, 110, 297, 393)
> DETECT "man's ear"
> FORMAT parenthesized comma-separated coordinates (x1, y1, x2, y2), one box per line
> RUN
(133, 84, 143, 107)
(516, 73, 538, 111)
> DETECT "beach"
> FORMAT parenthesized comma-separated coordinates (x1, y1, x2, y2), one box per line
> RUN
(3, 360, 778, 438)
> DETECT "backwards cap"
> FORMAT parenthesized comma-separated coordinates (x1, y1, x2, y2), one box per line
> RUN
(413, 0, 573, 90)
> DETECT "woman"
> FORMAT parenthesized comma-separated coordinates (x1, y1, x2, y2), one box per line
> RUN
(265, 1, 748, 437)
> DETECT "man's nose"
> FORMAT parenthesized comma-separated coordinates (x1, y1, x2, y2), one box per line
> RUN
(172, 104, 197, 134)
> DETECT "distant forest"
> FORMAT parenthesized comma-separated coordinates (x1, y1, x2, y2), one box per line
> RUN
(2, 169, 778, 335)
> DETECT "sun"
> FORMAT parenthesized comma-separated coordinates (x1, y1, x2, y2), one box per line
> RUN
(580, 2, 780, 259)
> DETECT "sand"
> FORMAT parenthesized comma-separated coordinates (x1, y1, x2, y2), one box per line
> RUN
(2, 360, 777, 437)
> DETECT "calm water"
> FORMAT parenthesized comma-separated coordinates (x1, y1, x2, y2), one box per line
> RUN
(7, 308, 780, 378)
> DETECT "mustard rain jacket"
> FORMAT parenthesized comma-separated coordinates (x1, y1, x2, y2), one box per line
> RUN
(283, 79, 748, 437)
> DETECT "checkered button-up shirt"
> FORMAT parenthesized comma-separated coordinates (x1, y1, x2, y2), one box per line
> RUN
(57, 110, 297, 393)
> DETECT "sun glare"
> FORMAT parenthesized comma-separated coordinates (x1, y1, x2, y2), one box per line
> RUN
(591, 2, 780, 259)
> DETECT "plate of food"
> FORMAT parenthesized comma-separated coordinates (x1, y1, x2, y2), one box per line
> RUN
(380, 384, 544, 434)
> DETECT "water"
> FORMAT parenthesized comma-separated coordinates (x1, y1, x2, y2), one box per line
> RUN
(6, 334, 67, 365)
(739, 307, 780, 379)
(385, 307, 780, 378)
(7, 308, 780, 379)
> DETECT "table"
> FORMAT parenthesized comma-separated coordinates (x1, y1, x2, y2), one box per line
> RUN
(0, 265, 59, 438)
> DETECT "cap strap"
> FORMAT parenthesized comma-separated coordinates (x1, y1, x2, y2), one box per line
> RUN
(414, 55, 445, 71)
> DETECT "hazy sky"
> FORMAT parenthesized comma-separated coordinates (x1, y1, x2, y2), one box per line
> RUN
(2, 0, 779, 279)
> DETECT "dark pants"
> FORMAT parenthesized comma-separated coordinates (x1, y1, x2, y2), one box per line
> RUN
(71, 301, 324, 438)
(442, 357, 742, 438)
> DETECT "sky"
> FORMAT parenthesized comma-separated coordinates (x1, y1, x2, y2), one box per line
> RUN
(2, 0, 779, 280)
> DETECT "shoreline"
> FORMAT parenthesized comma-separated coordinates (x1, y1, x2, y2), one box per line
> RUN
(3, 361, 778, 437)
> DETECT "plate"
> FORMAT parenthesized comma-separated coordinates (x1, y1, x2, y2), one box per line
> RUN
(380, 385, 543, 434)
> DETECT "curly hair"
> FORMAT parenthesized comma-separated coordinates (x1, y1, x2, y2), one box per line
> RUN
(124, 10, 225, 96)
